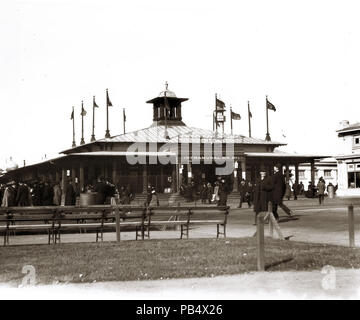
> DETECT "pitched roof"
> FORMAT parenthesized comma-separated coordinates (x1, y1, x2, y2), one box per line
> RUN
(336, 122, 360, 133)
(95, 125, 285, 145)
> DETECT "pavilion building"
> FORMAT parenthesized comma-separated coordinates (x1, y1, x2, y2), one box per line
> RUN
(1, 86, 326, 202)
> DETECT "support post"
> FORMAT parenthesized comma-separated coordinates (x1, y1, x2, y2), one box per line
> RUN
(61, 168, 67, 206)
(295, 163, 299, 184)
(310, 160, 315, 186)
(143, 163, 148, 194)
(348, 205, 355, 248)
(115, 206, 120, 242)
(268, 202, 274, 238)
(257, 212, 265, 271)
(112, 160, 117, 185)
(232, 161, 238, 192)
(79, 163, 84, 193)
(240, 156, 246, 181)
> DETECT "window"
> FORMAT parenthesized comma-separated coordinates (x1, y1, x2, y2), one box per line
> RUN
(324, 170, 332, 177)
(354, 136, 360, 148)
(348, 172, 360, 188)
(315, 170, 319, 178)
(299, 170, 305, 178)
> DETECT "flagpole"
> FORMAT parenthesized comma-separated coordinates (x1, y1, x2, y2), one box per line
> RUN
(265, 95, 271, 141)
(230, 106, 233, 135)
(214, 93, 217, 134)
(248, 101, 251, 138)
(123, 108, 126, 134)
(80, 100, 85, 145)
(72, 106, 76, 148)
(91, 96, 96, 142)
(105, 88, 110, 138)
(164, 82, 170, 140)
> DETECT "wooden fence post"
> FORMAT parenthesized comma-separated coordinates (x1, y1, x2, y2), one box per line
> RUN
(268, 202, 273, 238)
(115, 206, 120, 242)
(257, 212, 265, 271)
(348, 205, 355, 248)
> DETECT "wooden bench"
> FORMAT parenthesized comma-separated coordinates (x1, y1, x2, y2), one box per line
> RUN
(0, 207, 58, 246)
(144, 205, 229, 239)
(0, 204, 229, 245)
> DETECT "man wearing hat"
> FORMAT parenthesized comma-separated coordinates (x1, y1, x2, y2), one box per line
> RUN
(253, 166, 272, 224)
(270, 163, 294, 219)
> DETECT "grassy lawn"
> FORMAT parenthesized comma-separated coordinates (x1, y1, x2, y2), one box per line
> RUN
(0, 237, 359, 286)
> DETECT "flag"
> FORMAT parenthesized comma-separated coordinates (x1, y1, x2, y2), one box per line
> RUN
(266, 99, 276, 111)
(231, 111, 241, 120)
(70, 109, 74, 120)
(216, 98, 226, 110)
(123, 108, 126, 122)
(106, 89, 113, 107)
(81, 105, 87, 116)
(93, 97, 99, 108)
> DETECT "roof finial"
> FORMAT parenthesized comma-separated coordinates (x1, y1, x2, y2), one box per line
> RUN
(165, 81, 168, 90)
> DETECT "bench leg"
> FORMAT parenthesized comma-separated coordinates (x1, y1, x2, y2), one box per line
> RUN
(217, 224, 219, 238)
(180, 225, 183, 239)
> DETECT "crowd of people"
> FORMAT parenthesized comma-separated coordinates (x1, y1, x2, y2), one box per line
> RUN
(0, 177, 136, 207)
(179, 178, 230, 206)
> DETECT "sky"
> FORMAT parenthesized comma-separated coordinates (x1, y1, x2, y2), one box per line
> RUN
(1, 0, 360, 169)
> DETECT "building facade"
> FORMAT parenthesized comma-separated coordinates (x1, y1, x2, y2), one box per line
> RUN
(335, 120, 360, 197)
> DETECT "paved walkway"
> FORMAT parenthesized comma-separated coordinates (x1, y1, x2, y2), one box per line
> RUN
(1, 268, 360, 299)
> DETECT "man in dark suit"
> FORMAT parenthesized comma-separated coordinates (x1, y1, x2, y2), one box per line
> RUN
(253, 169, 272, 225)
(269, 163, 294, 220)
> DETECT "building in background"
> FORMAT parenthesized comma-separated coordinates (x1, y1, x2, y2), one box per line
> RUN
(335, 120, 360, 197)
(289, 158, 337, 188)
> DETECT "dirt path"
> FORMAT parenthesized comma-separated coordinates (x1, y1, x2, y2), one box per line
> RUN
(1, 268, 359, 299)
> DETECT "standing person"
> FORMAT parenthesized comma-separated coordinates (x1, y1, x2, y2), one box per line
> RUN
(53, 182, 62, 206)
(299, 181, 304, 195)
(238, 179, 247, 208)
(217, 179, 229, 206)
(186, 182, 193, 202)
(65, 180, 76, 206)
(285, 181, 291, 201)
(16, 182, 30, 206)
(149, 186, 159, 206)
(247, 181, 254, 208)
(206, 182, 213, 204)
(200, 182, 208, 204)
(212, 181, 220, 204)
(267, 163, 294, 220)
(253, 170, 272, 225)
(42, 181, 54, 206)
(145, 184, 152, 206)
(317, 178, 326, 205)
(0, 184, 5, 207)
(1, 182, 15, 207)
(94, 177, 107, 204)
(292, 181, 299, 200)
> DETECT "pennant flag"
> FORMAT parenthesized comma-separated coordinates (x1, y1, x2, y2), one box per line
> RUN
(81, 105, 87, 116)
(93, 97, 99, 108)
(216, 98, 226, 110)
(123, 108, 126, 122)
(106, 89, 113, 107)
(70, 109, 74, 120)
(266, 99, 276, 111)
(231, 111, 241, 120)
